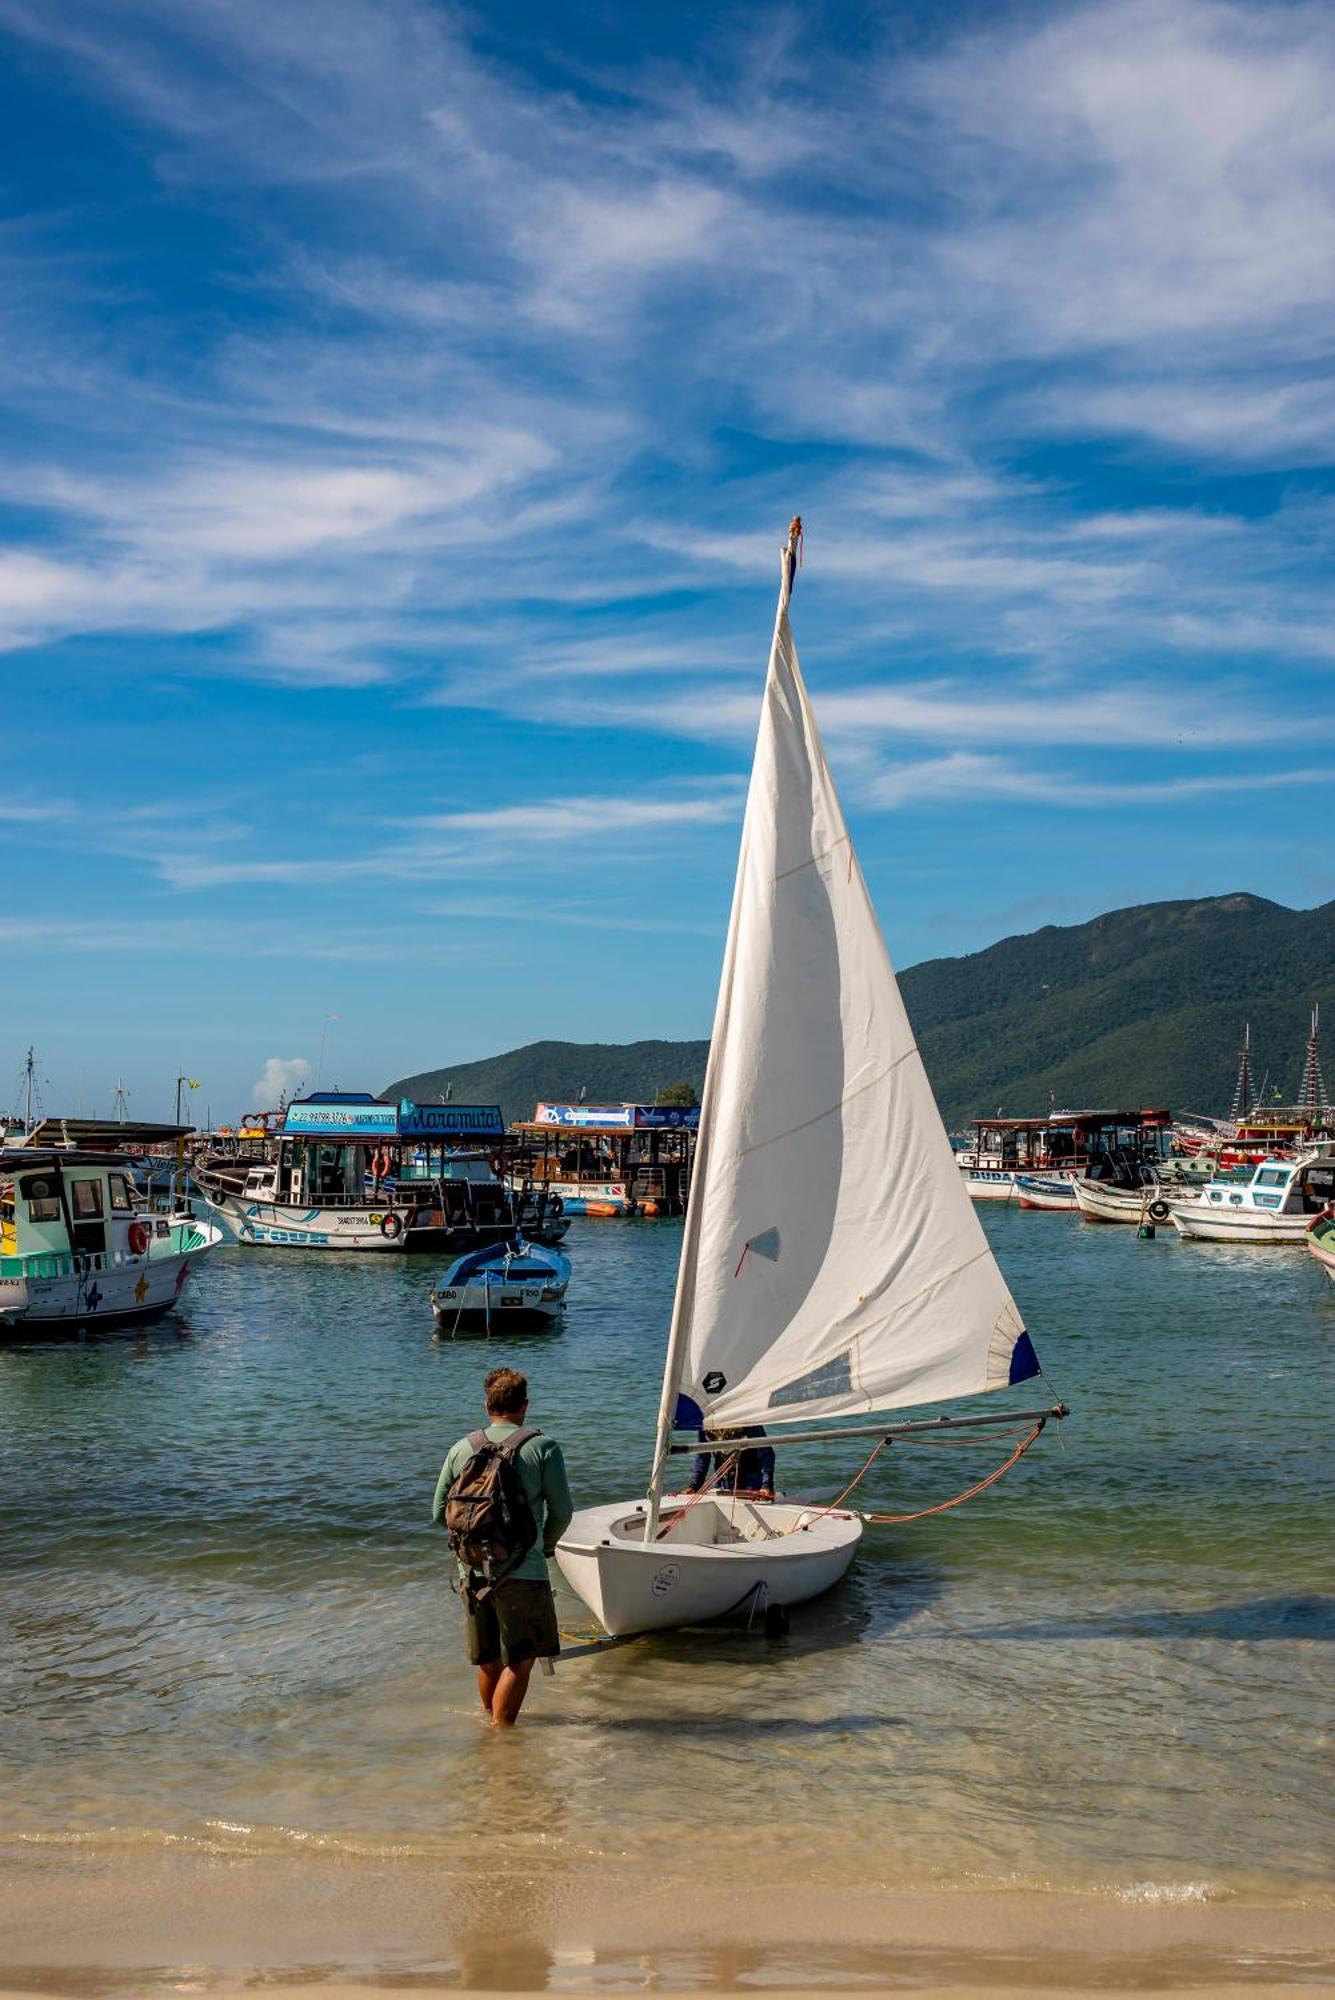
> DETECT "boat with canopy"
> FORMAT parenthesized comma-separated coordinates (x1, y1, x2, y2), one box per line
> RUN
(556, 522, 1065, 1638)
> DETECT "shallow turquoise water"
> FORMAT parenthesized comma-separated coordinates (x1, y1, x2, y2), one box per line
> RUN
(1, 1210, 1331, 1900)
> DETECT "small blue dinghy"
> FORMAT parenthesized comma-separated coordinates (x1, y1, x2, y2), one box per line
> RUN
(429, 1238, 571, 1335)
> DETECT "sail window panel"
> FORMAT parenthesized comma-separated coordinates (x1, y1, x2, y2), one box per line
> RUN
(71, 1179, 105, 1220)
(768, 1352, 854, 1410)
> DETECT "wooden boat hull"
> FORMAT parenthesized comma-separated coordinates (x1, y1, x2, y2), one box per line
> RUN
(1305, 1215, 1335, 1282)
(556, 1497, 862, 1637)
(1015, 1176, 1079, 1211)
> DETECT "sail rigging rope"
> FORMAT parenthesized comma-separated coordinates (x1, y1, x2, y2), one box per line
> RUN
(786, 1417, 1048, 1532)
(657, 1416, 1050, 1543)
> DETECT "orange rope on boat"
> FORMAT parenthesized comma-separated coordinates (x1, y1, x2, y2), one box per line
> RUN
(653, 1449, 736, 1540)
(861, 1419, 1047, 1525)
(787, 1418, 1047, 1532)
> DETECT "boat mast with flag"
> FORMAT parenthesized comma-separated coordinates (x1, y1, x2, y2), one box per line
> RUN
(556, 521, 1065, 1638)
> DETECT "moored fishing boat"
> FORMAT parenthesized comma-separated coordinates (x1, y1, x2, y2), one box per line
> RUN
(1015, 1174, 1079, 1211)
(556, 522, 1064, 1639)
(0, 1149, 221, 1334)
(1074, 1178, 1160, 1224)
(1169, 1151, 1335, 1244)
(429, 1239, 571, 1334)
(1307, 1210, 1335, 1283)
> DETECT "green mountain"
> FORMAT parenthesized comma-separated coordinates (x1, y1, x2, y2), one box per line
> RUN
(384, 893, 1335, 1128)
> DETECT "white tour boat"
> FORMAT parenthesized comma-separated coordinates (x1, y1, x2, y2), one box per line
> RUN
(556, 522, 1063, 1639)
(1168, 1152, 1335, 1244)
(0, 1149, 222, 1334)
(429, 1239, 571, 1334)
(199, 1095, 523, 1253)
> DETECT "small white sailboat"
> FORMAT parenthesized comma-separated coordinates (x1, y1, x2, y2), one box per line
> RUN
(556, 523, 1063, 1638)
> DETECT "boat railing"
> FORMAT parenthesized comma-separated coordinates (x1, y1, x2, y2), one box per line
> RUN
(0, 1232, 191, 1279)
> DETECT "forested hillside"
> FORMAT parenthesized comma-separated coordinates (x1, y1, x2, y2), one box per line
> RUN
(385, 894, 1335, 1127)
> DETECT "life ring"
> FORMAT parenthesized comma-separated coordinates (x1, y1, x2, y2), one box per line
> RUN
(128, 1220, 151, 1255)
(1147, 1198, 1171, 1223)
(380, 1212, 402, 1239)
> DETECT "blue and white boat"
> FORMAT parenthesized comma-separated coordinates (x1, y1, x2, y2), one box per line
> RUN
(429, 1238, 571, 1335)
(1169, 1150, 1335, 1243)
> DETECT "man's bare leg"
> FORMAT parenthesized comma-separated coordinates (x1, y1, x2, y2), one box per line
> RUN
(476, 1662, 502, 1715)
(490, 1657, 535, 1727)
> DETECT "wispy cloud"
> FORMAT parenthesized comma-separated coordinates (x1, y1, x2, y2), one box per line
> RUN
(0, 0, 1333, 1112)
(863, 752, 1335, 810)
(153, 784, 743, 890)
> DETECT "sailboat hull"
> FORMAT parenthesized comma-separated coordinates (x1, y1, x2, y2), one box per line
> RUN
(556, 1497, 862, 1637)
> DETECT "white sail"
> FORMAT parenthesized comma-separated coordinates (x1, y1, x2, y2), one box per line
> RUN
(659, 537, 1038, 1439)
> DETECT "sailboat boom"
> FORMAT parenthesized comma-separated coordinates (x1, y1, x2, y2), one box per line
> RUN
(664, 1403, 1067, 1453)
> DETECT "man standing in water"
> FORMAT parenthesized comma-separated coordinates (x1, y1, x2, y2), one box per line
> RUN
(433, 1368, 573, 1728)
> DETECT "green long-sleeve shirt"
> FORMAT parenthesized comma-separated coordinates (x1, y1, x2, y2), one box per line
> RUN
(432, 1422, 574, 1584)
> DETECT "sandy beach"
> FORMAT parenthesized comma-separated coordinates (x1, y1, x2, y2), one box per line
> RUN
(2, 1848, 1333, 1995)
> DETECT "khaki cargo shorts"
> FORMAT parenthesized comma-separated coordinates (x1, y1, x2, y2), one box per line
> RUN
(464, 1576, 560, 1667)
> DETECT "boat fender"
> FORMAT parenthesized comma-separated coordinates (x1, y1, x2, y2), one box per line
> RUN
(381, 1212, 402, 1239)
(548, 1194, 563, 1215)
(1147, 1198, 1171, 1222)
(128, 1221, 151, 1255)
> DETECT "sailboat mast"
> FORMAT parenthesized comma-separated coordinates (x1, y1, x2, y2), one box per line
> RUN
(643, 519, 803, 1542)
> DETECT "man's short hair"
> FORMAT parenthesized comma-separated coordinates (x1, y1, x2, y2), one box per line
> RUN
(484, 1366, 528, 1418)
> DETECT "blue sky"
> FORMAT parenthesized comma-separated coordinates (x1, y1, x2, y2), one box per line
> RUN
(2, 0, 1333, 1122)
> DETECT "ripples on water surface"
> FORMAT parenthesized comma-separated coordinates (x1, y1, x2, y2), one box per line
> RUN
(2, 1211, 1331, 1900)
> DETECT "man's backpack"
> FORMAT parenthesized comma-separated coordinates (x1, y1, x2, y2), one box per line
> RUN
(442, 1428, 539, 1600)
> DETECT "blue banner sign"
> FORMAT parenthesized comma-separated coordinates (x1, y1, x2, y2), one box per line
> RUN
(634, 1106, 700, 1130)
(283, 1103, 399, 1138)
(535, 1103, 635, 1128)
(534, 1102, 700, 1131)
(398, 1101, 505, 1140)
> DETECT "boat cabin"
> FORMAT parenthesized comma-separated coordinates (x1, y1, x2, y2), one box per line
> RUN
(1201, 1151, 1335, 1216)
(200, 1093, 522, 1250)
(512, 1103, 699, 1215)
(0, 1149, 187, 1268)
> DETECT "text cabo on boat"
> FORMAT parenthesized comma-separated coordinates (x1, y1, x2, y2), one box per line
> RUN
(556, 522, 1065, 1639)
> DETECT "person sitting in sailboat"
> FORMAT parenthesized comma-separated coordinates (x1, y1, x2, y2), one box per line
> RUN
(685, 1426, 776, 1501)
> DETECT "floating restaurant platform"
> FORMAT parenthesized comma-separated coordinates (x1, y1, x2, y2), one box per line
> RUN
(513, 1102, 699, 1215)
